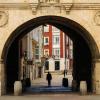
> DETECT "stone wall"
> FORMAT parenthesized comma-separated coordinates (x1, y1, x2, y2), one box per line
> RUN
(0, 0, 100, 95)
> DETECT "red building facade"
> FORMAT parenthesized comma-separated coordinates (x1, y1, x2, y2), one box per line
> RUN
(43, 25, 64, 58)
(43, 25, 73, 72)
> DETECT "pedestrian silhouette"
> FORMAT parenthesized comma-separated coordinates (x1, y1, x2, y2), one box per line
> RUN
(46, 72, 52, 87)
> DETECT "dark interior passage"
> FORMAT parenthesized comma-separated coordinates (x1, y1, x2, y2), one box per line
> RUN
(6, 39, 19, 93)
(72, 34, 92, 92)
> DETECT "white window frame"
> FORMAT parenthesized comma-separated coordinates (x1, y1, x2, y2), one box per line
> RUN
(69, 49, 73, 59)
(53, 48, 60, 59)
(44, 49, 49, 56)
(44, 37, 49, 45)
(53, 35, 60, 45)
(44, 25, 49, 32)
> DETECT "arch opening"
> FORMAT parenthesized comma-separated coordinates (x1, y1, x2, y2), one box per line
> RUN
(1, 16, 99, 94)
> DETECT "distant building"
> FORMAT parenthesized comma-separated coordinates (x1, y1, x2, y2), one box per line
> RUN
(32, 26, 44, 78)
(19, 26, 44, 82)
(43, 25, 73, 73)
(19, 24, 73, 80)
(19, 32, 34, 81)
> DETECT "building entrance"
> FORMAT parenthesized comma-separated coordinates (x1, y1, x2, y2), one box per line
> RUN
(1, 16, 99, 95)
(55, 61, 60, 70)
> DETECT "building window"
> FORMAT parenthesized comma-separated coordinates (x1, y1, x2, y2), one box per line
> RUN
(66, 49, 69, 58)
(35, 55, 39, 59)
(35, 48, 39, 55)
(55, 61, 60, 70)
(53, 35, 60, 45)
(53, 48, 60, 59)
(44, 37, 49, 45)
(67, 59, 70, 70)
(45, 61, 49, 70)
(69, 39, 73, 45)
(35, 45, 39, 59)
(44, 25, 49, 32)
(44, 49, 49, 57)
(69, 49, 73, 59)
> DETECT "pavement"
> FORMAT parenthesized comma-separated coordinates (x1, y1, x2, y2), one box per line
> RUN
(1, 73, 100, 100)
(24, 73, 72, 94)
(0, 94, 100, 100)
(31, 73, 73, 87)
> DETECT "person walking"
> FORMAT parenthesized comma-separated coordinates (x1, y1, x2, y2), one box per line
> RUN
(46, 72, 52, 87)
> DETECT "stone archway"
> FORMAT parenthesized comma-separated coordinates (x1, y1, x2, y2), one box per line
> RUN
(1, 16, 99, 95)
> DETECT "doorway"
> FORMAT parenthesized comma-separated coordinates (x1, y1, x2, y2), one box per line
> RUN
(55, 61, 60, 70)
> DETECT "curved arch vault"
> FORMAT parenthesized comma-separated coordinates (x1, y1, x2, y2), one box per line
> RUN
(1, 16, 100, 95)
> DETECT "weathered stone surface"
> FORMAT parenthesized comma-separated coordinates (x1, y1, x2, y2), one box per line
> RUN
(80, 81, 87, 95)
(0, 0, 100, 95)
(14, 81, 22, 96)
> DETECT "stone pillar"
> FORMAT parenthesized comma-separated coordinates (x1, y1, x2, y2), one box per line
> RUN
(80, 81, 87, 95)
(14, 81, 22, 96)
(0, 59, 6, 96)
(94, 59, 100, 94)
